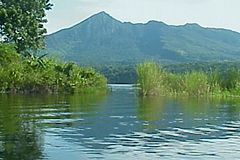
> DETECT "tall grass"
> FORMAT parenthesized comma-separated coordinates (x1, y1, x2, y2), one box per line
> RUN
(136, 62, 165, 96)
(136, 62, 240, 97)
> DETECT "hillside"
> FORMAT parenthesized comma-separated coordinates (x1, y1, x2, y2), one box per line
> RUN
(45, 11, 240, 65)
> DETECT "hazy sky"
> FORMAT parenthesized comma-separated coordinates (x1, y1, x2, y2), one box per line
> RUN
(45, 0, 240, 34)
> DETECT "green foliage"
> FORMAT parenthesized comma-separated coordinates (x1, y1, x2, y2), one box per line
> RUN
(0, 43, 107, 94)
(136, 62, 240, 97)
(0, 43, 20, 65)
(0, 0, 52, 53)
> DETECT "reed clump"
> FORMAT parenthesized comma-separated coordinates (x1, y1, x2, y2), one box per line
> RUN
(136, 62, 240, 97)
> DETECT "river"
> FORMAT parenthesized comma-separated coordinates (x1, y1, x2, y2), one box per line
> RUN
(0, 84, 240, 159)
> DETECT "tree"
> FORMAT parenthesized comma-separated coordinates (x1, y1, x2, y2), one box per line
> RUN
(0, 0, 52, 54)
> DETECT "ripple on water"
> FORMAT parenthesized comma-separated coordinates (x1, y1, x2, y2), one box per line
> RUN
(1, 91, 240, 160)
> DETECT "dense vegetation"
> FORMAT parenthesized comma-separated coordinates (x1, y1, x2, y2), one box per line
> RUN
(93, 61, 240, 84)
(0, 43, 107, 94)
(96, 64, 136, 84)
(46, 12, 240, 66)
(136, 62, 240, 97)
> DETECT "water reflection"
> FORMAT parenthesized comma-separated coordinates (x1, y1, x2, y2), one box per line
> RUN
(136, 96, 240, 159)
(0, 90, 240, 159)
(138, 96, 166, 121)
(176, 97, 240, 122)
(137, 96, 240, 140)
(0, 93, 106, 160)
(0, 95, 45, 160)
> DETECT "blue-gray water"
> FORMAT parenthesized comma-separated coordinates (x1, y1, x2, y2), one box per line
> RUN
(0, 84, 240, 159)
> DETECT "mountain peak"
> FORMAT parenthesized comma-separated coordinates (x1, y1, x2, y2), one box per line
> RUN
(96, 11, 109, 16)
(90, 11, 114, 20)
(82, 11, 120, 25)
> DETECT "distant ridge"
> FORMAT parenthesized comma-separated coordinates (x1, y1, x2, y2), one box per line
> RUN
(45, 11, 240, 65)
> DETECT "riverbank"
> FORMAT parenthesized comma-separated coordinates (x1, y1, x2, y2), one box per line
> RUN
(136, 62, 240, 97)
(0, 44, 107, 94)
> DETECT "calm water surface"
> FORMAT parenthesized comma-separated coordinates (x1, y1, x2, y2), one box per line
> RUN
(0, 84, 240, 159)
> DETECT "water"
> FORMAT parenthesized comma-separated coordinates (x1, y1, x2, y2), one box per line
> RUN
(0, 84, 240, 159)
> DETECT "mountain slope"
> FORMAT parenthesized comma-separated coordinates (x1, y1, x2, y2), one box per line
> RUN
(45, 11, 240, 65)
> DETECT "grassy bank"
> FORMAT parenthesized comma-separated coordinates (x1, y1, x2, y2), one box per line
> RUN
(0, 43, 107, 94)
(136, 62, 240, 97)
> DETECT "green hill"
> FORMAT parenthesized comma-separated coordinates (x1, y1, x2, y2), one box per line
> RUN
(45, 11, 240, 65)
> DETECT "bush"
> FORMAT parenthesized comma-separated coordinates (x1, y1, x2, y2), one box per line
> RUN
(0, 43, 107, 94)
